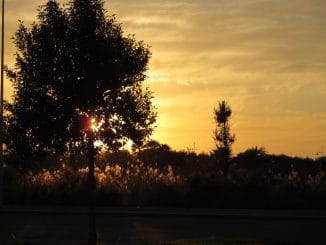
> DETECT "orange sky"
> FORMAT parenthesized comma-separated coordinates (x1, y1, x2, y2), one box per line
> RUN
(3, 0, 326, 157)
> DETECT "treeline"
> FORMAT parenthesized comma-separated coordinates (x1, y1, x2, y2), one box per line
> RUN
(3, 141, 326, 208)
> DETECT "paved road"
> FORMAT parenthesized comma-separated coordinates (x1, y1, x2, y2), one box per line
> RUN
(0, 207, 325, 244)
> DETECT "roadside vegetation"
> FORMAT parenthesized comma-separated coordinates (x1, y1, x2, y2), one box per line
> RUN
(3, 142, 326, 208)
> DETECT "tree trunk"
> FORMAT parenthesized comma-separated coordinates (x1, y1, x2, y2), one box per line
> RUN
(0, 161, 3, 206)
(224, 156, 229, 181)
(23, 170, 26, 205)
(87, 133, 97, 245)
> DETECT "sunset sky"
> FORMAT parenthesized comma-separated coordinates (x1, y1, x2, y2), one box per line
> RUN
(3, 0, 326, 157)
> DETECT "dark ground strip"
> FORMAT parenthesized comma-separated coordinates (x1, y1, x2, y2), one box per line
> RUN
(0, 209, 325, 244)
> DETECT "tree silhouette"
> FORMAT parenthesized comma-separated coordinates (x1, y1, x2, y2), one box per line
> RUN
(213, 100, 235, 178)
(5, 0, 156, 244)
(234, 147, 269, 184)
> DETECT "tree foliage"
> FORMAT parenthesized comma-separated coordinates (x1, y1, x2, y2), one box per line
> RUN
(5, 0, 156, 158)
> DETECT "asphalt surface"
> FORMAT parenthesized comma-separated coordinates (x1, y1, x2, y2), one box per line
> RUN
(0, 206, 325, 244)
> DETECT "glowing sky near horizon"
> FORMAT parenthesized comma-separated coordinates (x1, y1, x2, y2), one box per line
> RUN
(3, 0, 326, 157)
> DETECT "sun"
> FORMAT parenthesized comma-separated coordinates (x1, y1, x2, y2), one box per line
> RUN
(90, 117, 97, 131)
(89, 117, 104, 132)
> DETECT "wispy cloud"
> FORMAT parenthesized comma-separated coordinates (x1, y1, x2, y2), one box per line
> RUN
(4, 0, 326, 156)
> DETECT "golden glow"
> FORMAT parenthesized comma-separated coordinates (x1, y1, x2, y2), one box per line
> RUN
(108, 0, 326, 157)
(93, 140, 104, 149)
(90, 117, 97, 131)
(121, 140, 133, 152)
(4, 0, 326, 157)
(90, 117, 105, 149)
(90, 117, 104, 133)
(34, 163, 181, 188)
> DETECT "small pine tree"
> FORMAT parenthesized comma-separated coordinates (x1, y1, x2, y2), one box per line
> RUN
(213, 100, 235, 178)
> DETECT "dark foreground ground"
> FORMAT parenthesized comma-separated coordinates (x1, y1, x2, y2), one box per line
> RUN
(0, 207, 325, 244)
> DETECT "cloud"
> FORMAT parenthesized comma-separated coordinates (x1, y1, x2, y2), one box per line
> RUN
(4, 0, 326, 156)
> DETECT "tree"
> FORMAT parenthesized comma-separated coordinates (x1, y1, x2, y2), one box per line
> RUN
(234, 147, 269, 184)
(213, 100, 235, 178)
(5, 0, 156, 244)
